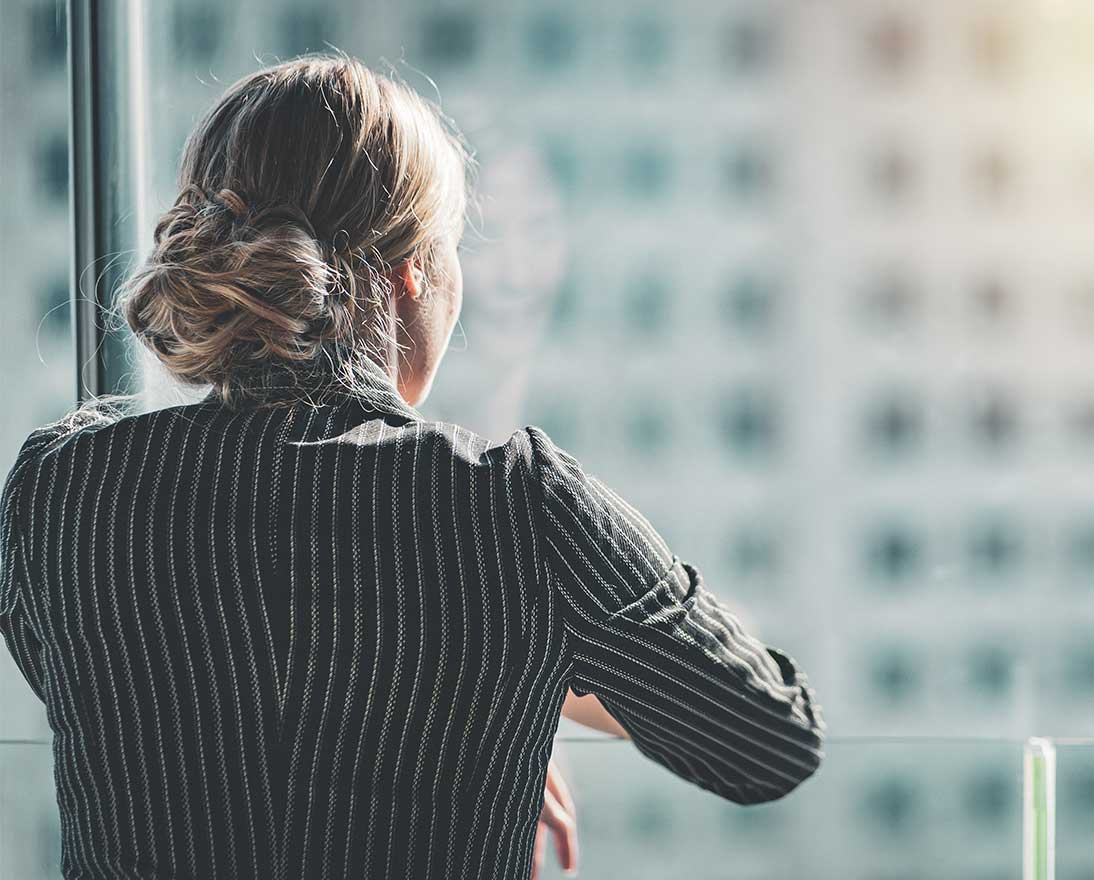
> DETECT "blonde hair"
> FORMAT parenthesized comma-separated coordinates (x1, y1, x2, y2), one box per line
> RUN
(113, 53, 475, 409)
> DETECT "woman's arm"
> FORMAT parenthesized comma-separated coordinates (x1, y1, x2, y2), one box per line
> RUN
(525, 425, 824, 804)
(561, 688, 630, 739)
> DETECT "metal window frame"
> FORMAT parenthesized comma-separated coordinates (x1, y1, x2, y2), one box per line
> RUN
(68, 0, 146, 403)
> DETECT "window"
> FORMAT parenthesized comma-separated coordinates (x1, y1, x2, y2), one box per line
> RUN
(420, 11, 479, 69)
(23, 3, 1094, 875)
(1, 0, 73, 749)
(28, 1, 66, 71)
(622, 13, 671, 71)
(525, 11, 578, 70)
(716, 386, 779, 461)
(276, 9, 334, 57)
(36, 129, 68, 204)
(967, 387, 1021, 453)
(171, 6, 223, 65)
(862, 390, 924, 458)
(720, 270, 779, 337)
(722, 141, 774, 203)
(864, 14, 919, 78)
(718, 15, 775, 75)
(622, 142, 673, 200)
(865, 520, 924, 586)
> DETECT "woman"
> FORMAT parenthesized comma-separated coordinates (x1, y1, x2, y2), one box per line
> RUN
(0, 55, 824, 879)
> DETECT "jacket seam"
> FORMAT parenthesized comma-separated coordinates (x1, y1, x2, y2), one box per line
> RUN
(519, 427, 578, 689)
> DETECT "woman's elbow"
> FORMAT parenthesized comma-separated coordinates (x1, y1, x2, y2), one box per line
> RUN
(718, 732, 826, 805)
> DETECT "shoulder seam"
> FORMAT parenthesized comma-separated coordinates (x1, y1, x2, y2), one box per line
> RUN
(518, 426, 577, 684)
(3, 406, 118, 553)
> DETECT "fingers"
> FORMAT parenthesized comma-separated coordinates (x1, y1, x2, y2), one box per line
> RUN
(545, 758, 579, 872)
(540, 786, 578, 875)
(530, 821, 546, 880)
(545, 759, 577, 818)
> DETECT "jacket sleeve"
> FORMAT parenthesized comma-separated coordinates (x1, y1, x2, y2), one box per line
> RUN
(523, 425, 825, 804)
(0, 428, 56, 705)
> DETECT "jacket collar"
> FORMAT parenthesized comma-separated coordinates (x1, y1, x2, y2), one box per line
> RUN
(198, 351, 424, 423)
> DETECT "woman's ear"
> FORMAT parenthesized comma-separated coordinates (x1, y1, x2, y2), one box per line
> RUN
(389, 256, 426, 301)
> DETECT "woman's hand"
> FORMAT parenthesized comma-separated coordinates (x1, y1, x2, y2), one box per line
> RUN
(530, 756, 578, 878)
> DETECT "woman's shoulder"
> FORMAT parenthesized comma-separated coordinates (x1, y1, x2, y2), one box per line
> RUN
(404, 417, 528, 469)
(1, 398, 125, 529)
(18, 398, 129, 462)
(426, 419, 574, 462)
(4, 398, 130, 500)
(404, 419, 574, 484)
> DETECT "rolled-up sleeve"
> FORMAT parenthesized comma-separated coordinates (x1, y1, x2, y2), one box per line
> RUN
(523, 425, 824, 804)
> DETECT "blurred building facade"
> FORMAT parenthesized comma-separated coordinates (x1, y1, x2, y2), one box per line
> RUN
(4, 0, 1094, 877)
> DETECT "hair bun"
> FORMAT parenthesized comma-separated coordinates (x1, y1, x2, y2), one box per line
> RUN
(179, 184, 323, 247)
(119, 185, 344, 390)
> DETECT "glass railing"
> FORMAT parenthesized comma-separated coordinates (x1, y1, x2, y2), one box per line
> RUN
(0, 739, 60, 879)
(1, 731, 1076, 879)
(544, 733, 1031, 880)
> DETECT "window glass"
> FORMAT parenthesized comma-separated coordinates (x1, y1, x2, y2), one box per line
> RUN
(134, 0, 1094, 744)
(0, 0, 73, 742)
(9, 1, 1094, 876)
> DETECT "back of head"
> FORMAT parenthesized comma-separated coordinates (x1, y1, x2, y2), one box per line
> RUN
(119, 54, 473, 408)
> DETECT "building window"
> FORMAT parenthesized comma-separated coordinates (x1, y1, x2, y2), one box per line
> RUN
(969, 276, 1013, 327)
(624, 403, 672, 458)
(623, 13, 671, 71)
(622, 142, 673, 200)
(967, 387, 1021, 453)
(1061, 764, 1094, 818)
(860, 268, 921, 331)
(716, 387, 779, 460)
(967, 516, 1023, 580)
(868, 646, 921, 706)
(28, 1, 66, 71)
(540, 135, 581, 195)
(420, 11, 479, 69)
(623, 270, 671, 335)
(722, 142, 774, 203)
(1067, 396, 1094, 449)
(868, 142, 917, 207)
(962, 766, 1015, 828)
(276, 10, 333, 58)
(548, 271, 581, 336)
(720, 271, 778, 337)
(864, 520, 923, 586)
(1065, 643, 1094, 696)
(861, 776, 921, 835)
(863, 390, 923, 458)
(1067, 519, 1094, 580)
(969, 148, 1015, 206)
(526, 11, 578, 70)
(37, 129, 68, 205)
(967, 644, 1014, 699)
(969, 16, 1018, 79)
(38, 274, 69, 336)
(719, 16, 775, 74)
(625, 793, 675, 840)
(864, 14, 919, 78)
(171, 6, 223, 65)
(725, 523, 780, 581)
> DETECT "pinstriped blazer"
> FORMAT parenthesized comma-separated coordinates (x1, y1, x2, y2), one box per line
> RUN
(0, 353, 824, 880)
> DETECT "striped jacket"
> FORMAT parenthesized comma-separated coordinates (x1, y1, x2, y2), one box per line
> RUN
(0, 354, 824, 879)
